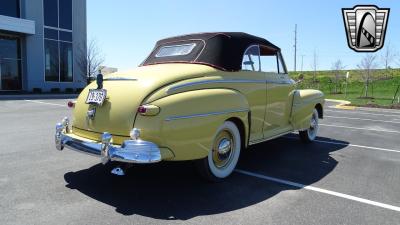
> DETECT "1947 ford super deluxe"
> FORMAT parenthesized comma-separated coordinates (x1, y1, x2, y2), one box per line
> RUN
(55, 32, 324, 181)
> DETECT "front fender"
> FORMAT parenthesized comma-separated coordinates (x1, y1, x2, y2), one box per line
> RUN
(291, 89, 324, 130)
(134, 89, 249, 161)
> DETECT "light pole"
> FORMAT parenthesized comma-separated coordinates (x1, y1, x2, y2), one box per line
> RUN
(345, 72, 349, 98)
(294, 24, 297, 72)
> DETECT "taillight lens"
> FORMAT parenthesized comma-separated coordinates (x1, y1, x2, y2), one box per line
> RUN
(67, 101, 75, 108)
(138, 105, 160, 116)
(138, 105, 147, 114)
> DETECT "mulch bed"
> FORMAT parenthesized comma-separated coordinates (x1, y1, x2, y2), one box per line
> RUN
(347, 103, 400, 109)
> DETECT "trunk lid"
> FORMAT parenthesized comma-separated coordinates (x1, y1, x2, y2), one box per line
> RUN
(72, 64, 216, 140)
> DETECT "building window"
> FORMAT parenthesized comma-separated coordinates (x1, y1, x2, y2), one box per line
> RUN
(43, 0, 58, 27)
(44, 0, 73, 82)
(59, 0, 72, 30)
(44, 0, 72, 29)
(44, 39, 59, 82)
(0, 35, 22, 90)
(60, 42, 73, 81)
(0, 0, 20, 18)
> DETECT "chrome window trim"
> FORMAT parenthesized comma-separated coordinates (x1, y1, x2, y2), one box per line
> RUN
(165, 109, 249, 121)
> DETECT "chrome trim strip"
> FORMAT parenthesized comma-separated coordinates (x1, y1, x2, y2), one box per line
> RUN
(104, 77, 137, 81)
(168, 78, 293, 93)
(165, 109, 249, 121)
(168, 79, 266, 93)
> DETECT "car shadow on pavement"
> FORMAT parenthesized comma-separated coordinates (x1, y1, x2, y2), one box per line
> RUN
(64, 135, 348, 220)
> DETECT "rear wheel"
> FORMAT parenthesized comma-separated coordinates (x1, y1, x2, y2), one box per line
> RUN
(299, 108, 319, 143)
(195, 121, 241, 182)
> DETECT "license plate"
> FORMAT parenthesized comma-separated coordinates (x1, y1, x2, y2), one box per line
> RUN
(86, 89, 107, 105)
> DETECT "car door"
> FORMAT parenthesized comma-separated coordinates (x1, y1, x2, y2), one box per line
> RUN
(260, 48, 295, 137)
(240, 45, 268, 142)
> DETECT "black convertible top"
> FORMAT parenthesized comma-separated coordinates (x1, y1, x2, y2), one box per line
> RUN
(141, 32, 281, 71)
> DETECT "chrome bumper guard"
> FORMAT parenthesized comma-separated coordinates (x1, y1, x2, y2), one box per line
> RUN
(55, 118, 161, 164)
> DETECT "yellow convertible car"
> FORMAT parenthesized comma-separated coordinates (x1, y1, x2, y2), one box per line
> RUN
(55, 32, 324, 181)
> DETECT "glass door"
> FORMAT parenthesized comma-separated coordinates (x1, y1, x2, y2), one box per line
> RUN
(0, 35, 22, 91)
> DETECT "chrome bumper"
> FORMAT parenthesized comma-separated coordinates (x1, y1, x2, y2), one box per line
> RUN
(55, 118, 161, 164)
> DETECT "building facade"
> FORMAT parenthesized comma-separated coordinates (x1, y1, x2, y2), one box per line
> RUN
(0, 0, 86, 92)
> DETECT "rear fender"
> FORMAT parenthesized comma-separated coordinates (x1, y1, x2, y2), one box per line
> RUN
(134, 89, 249, 160)
(291, 89, 324, 130)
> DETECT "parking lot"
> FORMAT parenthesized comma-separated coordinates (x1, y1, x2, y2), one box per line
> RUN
(0, 98, 399, 225)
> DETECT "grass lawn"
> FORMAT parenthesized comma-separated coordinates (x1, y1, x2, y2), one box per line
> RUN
(289, 69, 400, 107)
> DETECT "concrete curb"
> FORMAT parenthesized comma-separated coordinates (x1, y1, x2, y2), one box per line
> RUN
(325, 99, 355, 110)
(0, 94, 78, 100)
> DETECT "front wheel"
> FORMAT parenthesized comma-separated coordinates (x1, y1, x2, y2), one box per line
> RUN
(299, 108, 319, 143)
(195, 121, 241, 182)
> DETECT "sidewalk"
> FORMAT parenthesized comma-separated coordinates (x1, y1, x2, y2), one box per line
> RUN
(0, 93, 78, 100)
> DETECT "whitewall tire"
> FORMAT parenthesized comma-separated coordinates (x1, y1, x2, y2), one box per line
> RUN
(299, 108, 319, 143)
(195, 121, 241, 182)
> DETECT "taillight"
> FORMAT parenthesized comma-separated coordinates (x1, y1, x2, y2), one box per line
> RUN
(138, 105, 147, 114)
(138, 105, 160, 116)
(67, 101, 76, 108)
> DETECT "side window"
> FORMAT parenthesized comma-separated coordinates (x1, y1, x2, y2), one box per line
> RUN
(260, 54, 278, 73)
(242, 45, 260, 71)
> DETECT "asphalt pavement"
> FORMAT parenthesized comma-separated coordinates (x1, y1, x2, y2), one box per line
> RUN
(0, 99, 399, 225)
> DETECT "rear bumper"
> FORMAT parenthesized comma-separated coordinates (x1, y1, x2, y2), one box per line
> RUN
(55, 118, 161, 164)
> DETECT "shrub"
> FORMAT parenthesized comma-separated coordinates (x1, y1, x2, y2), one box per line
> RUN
(76, 88, 84, 94)
(50, 88, 60, 93)
(32, 88, 42, 93)
(65, 88, 74, 93)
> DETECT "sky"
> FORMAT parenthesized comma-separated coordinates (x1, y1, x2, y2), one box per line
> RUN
(87, 0, 400, 71)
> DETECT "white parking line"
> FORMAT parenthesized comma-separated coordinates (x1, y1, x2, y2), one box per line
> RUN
(24, 100, 65, 107)
(354, 107, 400, 114)
(320, 124, 400, 134)
(325, 115, 400, 124)
(325, 109, 400, 118)
(235, 169, 400, 212)
(283, 136, 400, 153)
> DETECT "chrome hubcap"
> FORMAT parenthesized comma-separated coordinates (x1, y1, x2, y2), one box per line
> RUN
(212, 130, 235, 168)
(218, 138, 231, 154)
